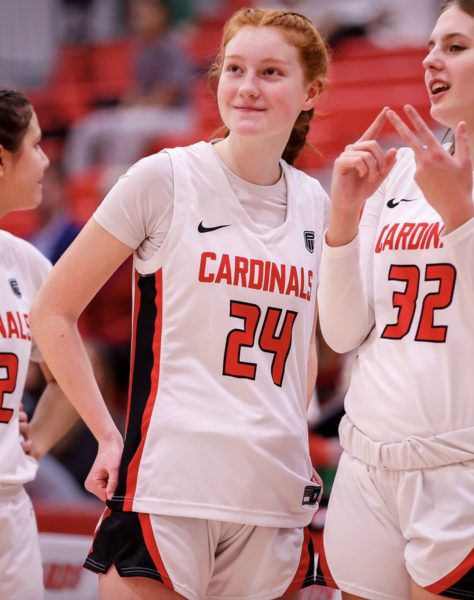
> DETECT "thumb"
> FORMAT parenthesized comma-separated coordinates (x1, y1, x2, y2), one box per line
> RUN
(106, 471, 119, 500)
(382, 148, 397, 177)
(454, 121, 470, 164)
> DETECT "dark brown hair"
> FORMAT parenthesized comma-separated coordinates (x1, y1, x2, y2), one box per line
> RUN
(440, 0, 474, 17)
(0, 89, 33, 153)
(439, 1, 474, 152)
(209, 8, 329, 164)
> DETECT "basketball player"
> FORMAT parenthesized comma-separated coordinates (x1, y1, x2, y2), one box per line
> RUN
(317, 1, 474, 598)
(30, 8, 329, 600)
(0, 89, 78, 599)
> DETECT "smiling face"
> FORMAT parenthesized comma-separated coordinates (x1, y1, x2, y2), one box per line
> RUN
(424, 4, 474, 129)
(0, 111, 49, 217)
(216, 25, 318, 144)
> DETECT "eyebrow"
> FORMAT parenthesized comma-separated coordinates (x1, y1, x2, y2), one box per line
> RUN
(223, 54, 291, 64)
(428, 31, 470, 48)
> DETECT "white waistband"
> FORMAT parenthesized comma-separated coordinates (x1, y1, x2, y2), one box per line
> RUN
(0, 484, 25, 501)
(339, 415, 474, 470)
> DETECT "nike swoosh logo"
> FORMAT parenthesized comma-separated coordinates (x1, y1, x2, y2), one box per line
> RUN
(198, 221, 231, 233)
(386, 197, 417, 209)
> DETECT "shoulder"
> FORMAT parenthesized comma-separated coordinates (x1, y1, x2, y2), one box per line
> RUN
(122, 151, 173, 185)
(0, 230, 51, 286)
(284, 162, 329, 200)
(0, 231, 50, 269)
(105, 151, 174, 202)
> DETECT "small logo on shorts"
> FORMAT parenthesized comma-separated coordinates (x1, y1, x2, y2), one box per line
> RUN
(304, 231, 315, 253)
(302, 484, 321, 506)
(9, 279, 22, 298)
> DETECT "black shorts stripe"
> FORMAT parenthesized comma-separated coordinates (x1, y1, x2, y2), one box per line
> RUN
(440, 567, 474, 599)
(110, 272, 159, 509)
(84, 510, 165, 584)
(301, 532, 316, 588)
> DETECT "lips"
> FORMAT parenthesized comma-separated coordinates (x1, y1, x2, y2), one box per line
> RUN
(234, 106, 265, 111)
(428, 78, 450, 97)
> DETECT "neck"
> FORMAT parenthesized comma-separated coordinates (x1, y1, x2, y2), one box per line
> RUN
(214, 135, 285, 185)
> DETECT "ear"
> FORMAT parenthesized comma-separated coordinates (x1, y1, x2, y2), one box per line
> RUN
(302, 78, 322, 111)
(0, 145, 4, 178)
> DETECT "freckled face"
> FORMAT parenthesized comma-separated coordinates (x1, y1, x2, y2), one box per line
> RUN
(1, 112, 49, 216)
(217, 26, 315, 142)
(423, 5, 474, 130)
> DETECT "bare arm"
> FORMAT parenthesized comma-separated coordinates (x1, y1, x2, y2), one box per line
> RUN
(318, 109, 396, 353)
(29, 218, 134, 500)
(27, 362, 79, 460)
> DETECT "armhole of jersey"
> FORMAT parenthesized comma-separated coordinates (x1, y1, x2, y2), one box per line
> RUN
(133, 147, 193, 274)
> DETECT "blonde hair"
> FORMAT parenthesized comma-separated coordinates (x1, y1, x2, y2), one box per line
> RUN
(209, 8, 329, 164)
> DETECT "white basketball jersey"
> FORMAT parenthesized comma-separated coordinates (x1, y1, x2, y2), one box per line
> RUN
(345, 148, 474, 444)
(0, 231, 51, 487)
(109, 142, 328, 527)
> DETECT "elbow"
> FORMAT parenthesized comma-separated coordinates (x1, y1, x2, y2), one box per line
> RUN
(318, 323, 366, 355)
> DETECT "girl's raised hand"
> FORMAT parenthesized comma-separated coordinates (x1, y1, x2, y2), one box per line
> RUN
(331, 107, 397, 216)
(387, 105, 474, 233)
(326, 108, 397, 247)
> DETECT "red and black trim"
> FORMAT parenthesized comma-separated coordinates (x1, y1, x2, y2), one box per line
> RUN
(314, 529, 339, 590)
(84, 509, 174, 590)
(285, 526, 316, 592)
(426, 547, 474, 599)
(109, 270, 163, 511)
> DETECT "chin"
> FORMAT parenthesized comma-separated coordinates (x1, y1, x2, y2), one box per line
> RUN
(430, 106, 450, 129)
(430, 103, 462, 131)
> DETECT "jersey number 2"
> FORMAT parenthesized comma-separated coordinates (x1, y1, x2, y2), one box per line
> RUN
(0, 353, 19, 424)
(223, 301, 297, 387)
(381, 263, 456, 342)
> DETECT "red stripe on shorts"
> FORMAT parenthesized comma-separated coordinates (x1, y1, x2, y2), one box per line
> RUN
(426, 547, 474, 594)
(88, 507, 112, 555)
(138, 513, 174, 590)
(286, 526, 312, 592)
(316, 529, 338, 588)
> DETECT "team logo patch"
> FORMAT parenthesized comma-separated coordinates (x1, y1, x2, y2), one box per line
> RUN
(9, 279, 22, 298)
(304, 231, 315, 253)
(302, 484, 321, 506)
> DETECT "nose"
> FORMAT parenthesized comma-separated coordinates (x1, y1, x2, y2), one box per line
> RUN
(422, 46, 443, 72)
(40, 147, 50, 170)
(238, 71, 260, 98)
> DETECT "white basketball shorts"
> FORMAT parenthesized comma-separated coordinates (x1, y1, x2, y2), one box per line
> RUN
(0, 485, 44, 600)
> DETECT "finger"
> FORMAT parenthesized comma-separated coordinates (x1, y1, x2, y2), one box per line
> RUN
(358, 106, 390, 142)
(454, 121, 471, 164)
(346, 140, 388, 170)
(345, 150, 382, 181)
(106, 473, 118, 500)
(21, 440, 33, 455)
(386, 109, 425, 152)
(403, 105, 440, 148)
(381, 147, 398, 177)
(337, 154, 369, 178)
(85, 471, 107, 502)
